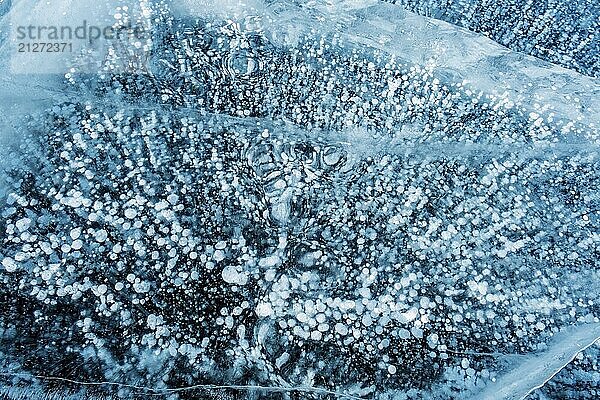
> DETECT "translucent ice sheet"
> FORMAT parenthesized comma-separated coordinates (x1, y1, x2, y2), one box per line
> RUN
(0, 1, 599, 399)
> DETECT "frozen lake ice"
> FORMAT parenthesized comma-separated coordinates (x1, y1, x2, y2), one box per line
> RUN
(0, 0, 599, 399)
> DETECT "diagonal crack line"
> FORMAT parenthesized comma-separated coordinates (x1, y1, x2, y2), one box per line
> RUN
(520, 335, 600, 400)
(475, 323, 600, 400)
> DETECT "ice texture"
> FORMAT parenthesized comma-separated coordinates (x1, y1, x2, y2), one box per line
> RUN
(391, 0, 600, 78)
(0, 0, 599, 399)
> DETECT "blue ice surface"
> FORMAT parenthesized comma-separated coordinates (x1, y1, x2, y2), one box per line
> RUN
(0, 1, 599, 399)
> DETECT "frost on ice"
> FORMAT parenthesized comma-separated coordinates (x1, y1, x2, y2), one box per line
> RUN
(0, 0, 599, 399)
